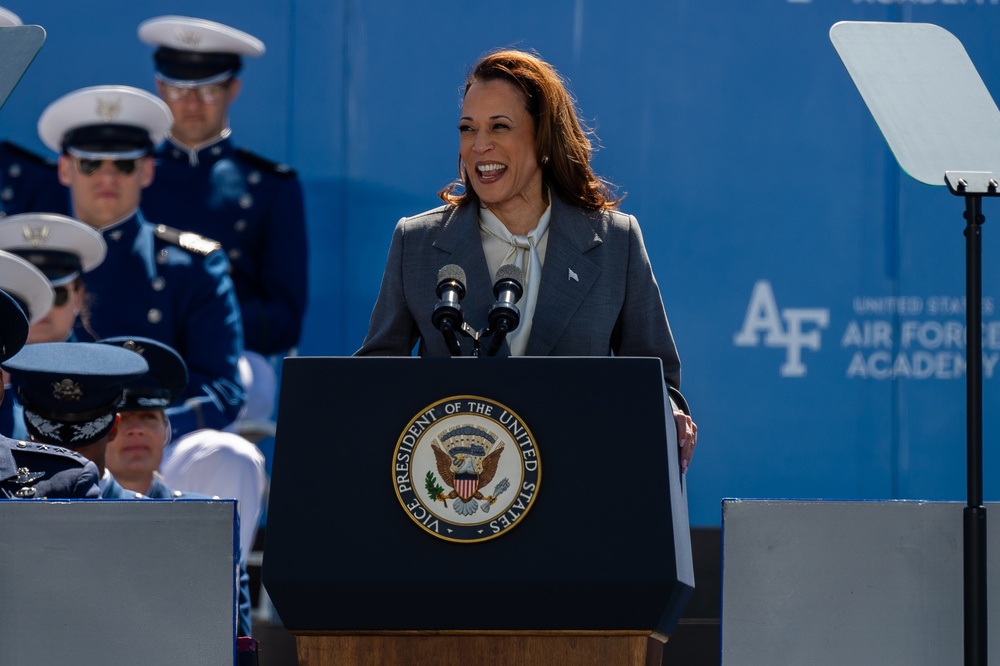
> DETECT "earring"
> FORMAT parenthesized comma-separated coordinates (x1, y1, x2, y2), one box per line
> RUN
(541, 156, 550, 165)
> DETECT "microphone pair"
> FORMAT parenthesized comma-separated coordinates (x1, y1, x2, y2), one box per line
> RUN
(432, 263, 524, 356)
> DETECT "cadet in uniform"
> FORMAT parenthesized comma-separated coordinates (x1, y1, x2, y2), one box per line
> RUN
(0, 212, 106, 345)
(0, 280, 100, 498)
(0, 248, 54, 436)
(37, 85, 246, 437)
(1, 341, 145, 498)
(0, 7, 70, 218)
(101, 335, 254, 636)
(138, 16, 308, 357)
(36, 85, 267, 550)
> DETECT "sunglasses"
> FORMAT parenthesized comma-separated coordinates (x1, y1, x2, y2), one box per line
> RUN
(74, 157, 138, 176)
(53, 285, 72, 307)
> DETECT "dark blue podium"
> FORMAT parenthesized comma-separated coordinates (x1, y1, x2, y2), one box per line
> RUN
(264, 356, 693, 665)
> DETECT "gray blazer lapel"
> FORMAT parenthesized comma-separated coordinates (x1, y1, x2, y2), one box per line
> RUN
(526, 198, 603, 356)
(432, 204, 495, 333)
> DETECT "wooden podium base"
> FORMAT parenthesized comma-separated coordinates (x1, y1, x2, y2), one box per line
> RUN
(295, 631, 667, 666)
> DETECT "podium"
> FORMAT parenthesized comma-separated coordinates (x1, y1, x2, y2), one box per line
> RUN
(263, 356, 694, 666)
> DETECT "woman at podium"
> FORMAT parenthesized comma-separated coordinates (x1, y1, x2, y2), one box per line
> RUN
(357, 48, 697, 471)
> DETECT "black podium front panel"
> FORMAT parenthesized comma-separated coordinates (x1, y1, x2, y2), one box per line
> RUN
(264, 356, 693, 633)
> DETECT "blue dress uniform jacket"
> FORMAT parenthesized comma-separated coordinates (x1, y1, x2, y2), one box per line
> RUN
(0, 436, 101, 498)
(143, 135, 308, 355)
(75, 211, 246, 437)
(0, 141, 70, 217)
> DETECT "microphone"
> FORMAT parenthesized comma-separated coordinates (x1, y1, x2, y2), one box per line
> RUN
(432, 264, 466, 356)
(486, 263, 524, 356)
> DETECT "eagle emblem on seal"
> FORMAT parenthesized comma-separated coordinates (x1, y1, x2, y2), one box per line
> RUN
(427, 424, 510, 517)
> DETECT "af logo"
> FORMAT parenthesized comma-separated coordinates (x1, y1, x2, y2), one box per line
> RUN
(393, 396, 541, 543)
(733, 280, 830, 377)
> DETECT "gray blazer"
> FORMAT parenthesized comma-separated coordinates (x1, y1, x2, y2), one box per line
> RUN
(357, 195, 688, 411)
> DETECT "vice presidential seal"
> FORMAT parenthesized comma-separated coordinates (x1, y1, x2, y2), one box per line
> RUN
(393, 396, 541, 543)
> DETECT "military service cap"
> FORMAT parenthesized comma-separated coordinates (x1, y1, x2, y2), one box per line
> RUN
(38, 85, 172, 158)
(0, 213, 106, 286)
(0, 249, 53, 323)
(100, 336, 188, 411)
(138, 16, 264, 86)
(3, 342, 148, 447)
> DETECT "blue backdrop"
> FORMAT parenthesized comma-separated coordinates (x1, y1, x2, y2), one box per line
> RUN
(5, 0, 1000, 526)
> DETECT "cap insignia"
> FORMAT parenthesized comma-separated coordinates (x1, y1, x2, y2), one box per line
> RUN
(22, 224, 50, 248)
(96, 97, 122, 123)
(52, 378, 83, 401)
(175, 28, 202, 48)
(122, 340, 146, 355)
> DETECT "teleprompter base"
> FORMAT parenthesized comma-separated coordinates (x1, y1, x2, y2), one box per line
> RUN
(294, 631, 667, 666)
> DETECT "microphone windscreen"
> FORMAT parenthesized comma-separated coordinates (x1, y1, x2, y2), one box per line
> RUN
(438, 264, 467, 286)
(495, 263, 523, 285)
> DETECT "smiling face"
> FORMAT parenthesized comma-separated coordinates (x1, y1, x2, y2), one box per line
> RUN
(459, 79, 546, 232)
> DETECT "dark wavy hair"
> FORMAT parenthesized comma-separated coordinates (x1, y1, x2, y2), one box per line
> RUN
(438, 48, 620, 211)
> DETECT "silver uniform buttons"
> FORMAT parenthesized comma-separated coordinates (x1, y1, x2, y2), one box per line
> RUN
(147, 309, 163, 324)
(239, 193, 253, 209)
(157, 248, 169, 264)
(8, 163, 20, 178)
(247, 171, 261, 185)
(1, 187, 12, 201)
(211, 146, 222, 156)
(152, 277, 166, 291)
(234, 219, 247, 232)
(228, 248, 242, 261)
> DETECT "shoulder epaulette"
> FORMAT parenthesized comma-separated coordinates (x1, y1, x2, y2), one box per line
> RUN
(1, 141, 56, 169)
(153, 223, 223, 256)
(12, 440, 88, 464)
(234, 147, 297, 178)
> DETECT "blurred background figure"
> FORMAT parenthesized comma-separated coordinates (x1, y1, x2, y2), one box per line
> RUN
(0, 276, 98, 498)
(138, 15, 308, 436)
(37, 84, 266, 554)
(0, 212, 105, 344)
(0, 213, 105, 439)
(102, 335, 254, 637)
(0, 248, 52, 436)
(2, 341, 148, 498)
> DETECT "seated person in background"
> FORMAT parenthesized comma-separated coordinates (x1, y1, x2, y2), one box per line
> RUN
(1, 342, 148, 498)
(101, 335, 192, 498)
(36, 84, 266, 554)
(0, 212, 106, 345)
(0, 286, 100, 498)
(0, 248, 56, 436)
(0, 213, 106, 438)
(101, 335, 253, 637)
